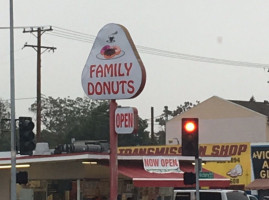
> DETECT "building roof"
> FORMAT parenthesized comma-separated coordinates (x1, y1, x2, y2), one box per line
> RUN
(230, 100, 269, 117)
(0, 151, 230, 165)
(245, 178, 269, 190)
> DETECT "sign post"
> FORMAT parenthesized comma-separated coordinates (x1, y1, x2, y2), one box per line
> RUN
(109, 99, 118, 199)
(81, 23, 146, 200)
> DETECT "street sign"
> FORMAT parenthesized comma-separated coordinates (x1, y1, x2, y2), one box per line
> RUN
(115, 107, 138, 134)
(199, 172, 214, 179)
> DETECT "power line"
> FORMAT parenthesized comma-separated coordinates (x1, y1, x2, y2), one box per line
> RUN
(0, 26, 51, 30)
(47, 31, 93, 43)
(2, 25, 269, 69)
(14, 97, 36, 101)
(48, 26, 269, 69)
(1, 97, 36, 102)
(0, 26, 30, 30)
(53, 26, 96, 39)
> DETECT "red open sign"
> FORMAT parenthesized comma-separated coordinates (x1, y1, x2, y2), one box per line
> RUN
(115, 107, 138, 134)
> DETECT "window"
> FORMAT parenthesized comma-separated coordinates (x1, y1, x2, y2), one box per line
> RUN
(227, 192, 248, 200)
(175, 192, 191, 200)
(200, 192, 222, 200)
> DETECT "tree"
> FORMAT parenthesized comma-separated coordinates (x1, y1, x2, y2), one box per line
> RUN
(156, 101, 200, 125)
(155, 101, 200, 145)
(249, 96, 256, 102)
(0, 99, 11, 151)
(118, 118, 150, 146)
(66, 99, 110, 143)
(29, 96, 109, 147)
(29, 96, 150, 148)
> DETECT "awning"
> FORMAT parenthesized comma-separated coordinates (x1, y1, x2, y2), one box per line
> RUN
(118, 164, 230, 188)
(245, 179, 269, 190)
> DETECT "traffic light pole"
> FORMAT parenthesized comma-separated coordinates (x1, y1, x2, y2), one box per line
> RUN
(195, 157, 200, 200)
(181, 118, 200, 200)
(9, 1, 16, 200)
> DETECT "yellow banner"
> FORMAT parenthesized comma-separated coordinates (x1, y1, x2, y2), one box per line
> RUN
(118, 142, 251, 186)
(201, 143, 251, 186)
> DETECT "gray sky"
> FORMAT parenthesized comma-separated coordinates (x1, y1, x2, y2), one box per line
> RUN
(1, 0, 269, 129)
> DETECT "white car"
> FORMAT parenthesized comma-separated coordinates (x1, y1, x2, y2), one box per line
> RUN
(173, 189, 249, 200)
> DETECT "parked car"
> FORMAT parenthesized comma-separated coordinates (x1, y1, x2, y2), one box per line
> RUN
(248, 195, 258, 200)
(173, 189, 249, 200)
(262, 196, 269, 200)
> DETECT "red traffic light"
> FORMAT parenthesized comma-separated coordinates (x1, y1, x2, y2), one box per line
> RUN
(181, 118, 199, 157)
(183, 120, 197, 133)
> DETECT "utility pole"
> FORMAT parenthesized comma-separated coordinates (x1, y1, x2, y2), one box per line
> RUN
(23, 26, 56, 142)
(151, 107, 155, 144)
(164, 106, 171, 144)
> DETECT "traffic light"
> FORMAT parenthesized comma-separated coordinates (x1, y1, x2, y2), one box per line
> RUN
(183, 172, 196, 185)
(16, 171, 28, 185)
(19, 117, 36, 155)
(181, 118, 199, 157)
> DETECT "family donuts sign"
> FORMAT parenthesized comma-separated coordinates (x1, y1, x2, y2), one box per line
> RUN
(81, 23, 146, 100)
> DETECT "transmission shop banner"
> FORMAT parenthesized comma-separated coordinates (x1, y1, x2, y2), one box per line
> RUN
(201, 143, 251, 186)
(118, 142, 251, 186)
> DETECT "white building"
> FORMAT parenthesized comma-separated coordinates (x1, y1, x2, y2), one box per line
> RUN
(166, 96, 269, 145)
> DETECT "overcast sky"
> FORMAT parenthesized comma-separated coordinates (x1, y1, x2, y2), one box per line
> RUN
(1, 1, 269, 130)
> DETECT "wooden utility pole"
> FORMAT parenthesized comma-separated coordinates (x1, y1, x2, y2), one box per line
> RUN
(151, 107, 155, 144)
(23, 26, 56, 142)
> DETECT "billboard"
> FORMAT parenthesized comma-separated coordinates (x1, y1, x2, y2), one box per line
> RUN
(118, 142, 251, 186)
(251, 144, 269, 179)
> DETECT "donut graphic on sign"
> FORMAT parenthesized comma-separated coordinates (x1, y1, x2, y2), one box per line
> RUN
(96, 31, 125, 60)
(81, 23, 146, 100)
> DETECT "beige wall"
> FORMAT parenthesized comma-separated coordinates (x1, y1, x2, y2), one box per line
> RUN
(166, 96, 269, 145)
(0, 170, 10, 200)
(30, 161, 110, 180)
